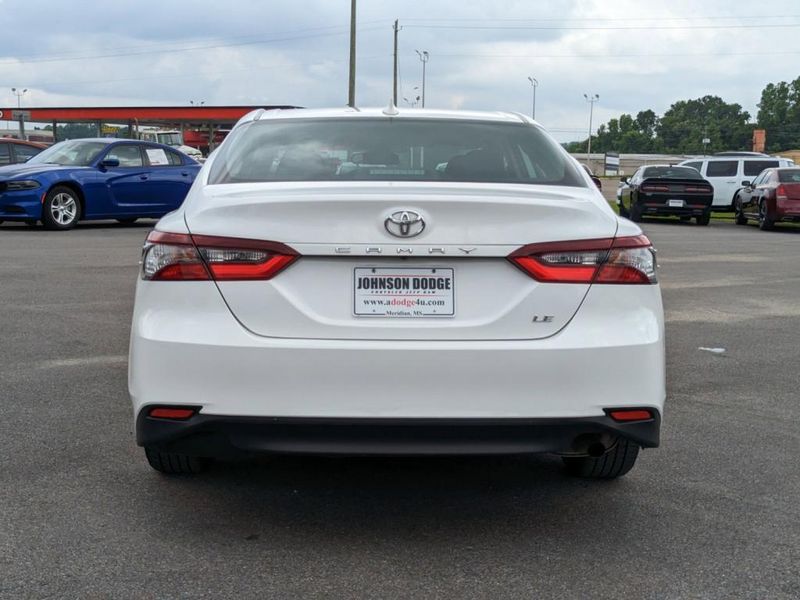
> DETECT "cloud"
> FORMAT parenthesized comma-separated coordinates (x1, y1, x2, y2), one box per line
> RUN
(0, 0, 798, 141)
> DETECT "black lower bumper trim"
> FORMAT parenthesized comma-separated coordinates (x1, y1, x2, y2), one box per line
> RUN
(136, 412, 661, 457)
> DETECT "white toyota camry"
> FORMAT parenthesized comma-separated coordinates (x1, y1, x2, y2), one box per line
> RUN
(129, 107, 665, 479)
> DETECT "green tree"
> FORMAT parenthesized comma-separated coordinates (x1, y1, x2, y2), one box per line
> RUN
(756, 79, 800, 151)
(657, 96, 752, 154)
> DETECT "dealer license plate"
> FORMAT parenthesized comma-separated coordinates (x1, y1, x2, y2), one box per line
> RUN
(668, 199, 686, 208)
(354, 267, 455, 317)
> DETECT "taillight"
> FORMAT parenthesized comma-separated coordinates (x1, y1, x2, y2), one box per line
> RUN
(141, 231, 298, 281)
(684, 185, 711, 193)
(508, 235, 657, 284)
(777, 185, 788, 201)
(641, 184, 670, 193)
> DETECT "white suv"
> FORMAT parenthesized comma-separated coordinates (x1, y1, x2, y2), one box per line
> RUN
(129, 107, 665, 479)
(680, 152, 794, 210)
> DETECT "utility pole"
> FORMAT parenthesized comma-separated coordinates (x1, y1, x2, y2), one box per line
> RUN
(584, 93, 599, 172)
(392, 20, 399, 106)
(415, 50, 429, 108)
(11, 87, 27, 141)
(527, 76, 538, 120)
(348, 0, 357, 107)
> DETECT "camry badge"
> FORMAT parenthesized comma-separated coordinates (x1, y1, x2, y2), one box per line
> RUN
(385, 210, 425, 238)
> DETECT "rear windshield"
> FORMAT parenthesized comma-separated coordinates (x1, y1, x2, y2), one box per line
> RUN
(778, 169, 800, 183)
(208, 118, 585, 187)
(642, 166, 703, 180)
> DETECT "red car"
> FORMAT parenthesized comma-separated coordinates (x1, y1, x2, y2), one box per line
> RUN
(0, 138, 47, 166)
(735, 167, 800, 230)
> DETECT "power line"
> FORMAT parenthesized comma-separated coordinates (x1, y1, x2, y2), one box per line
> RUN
(404, 23, 800, 31)
(0, 24, 386, 66)
(400, 14, 800, 22)
(26, 55, 388, 88)
(403, 50, 800, 59)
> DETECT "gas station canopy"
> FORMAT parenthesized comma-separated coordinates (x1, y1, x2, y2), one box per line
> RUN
(0, 105, 299, 126)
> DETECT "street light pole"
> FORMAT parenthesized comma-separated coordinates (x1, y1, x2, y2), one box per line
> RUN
(348, 0, 357, 107)
(11, 87, 28, 141)
(527, 76, 538, 120)
(583, 93, 599, 172)
(415, 50, 429, 108)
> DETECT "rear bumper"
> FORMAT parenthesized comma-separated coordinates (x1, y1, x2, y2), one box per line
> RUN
(129, 280, 665, 427)
(776, 198, 800, 221)
(637, 202, 710, 217)
(136, 413, 661, 456)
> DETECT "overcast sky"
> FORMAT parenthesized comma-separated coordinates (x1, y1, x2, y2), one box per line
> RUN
(1, 0, 799, 141)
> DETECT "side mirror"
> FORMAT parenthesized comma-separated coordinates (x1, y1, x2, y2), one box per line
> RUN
(620, 177, 630, 185)
(741, 180, 751, 188)
(100, 158, 120, 169)
(591, 176, 602, 190)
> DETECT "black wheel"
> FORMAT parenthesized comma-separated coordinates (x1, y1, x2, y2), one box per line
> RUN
(116, 218, 138, 225)
(758, 201, 774, 231)
(144, 446, 211, 475)
(629, 203, 643, 223)
(562, 437, 640, 479)
(734, 199, 748, 225)
(42, 186, 81, 230)
(696, 212, 711, 226)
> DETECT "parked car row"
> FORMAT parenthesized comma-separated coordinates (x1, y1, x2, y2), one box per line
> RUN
(0, 138, 46, 166)
(616, 152, 799, 231)
(0, 138, 201, 229)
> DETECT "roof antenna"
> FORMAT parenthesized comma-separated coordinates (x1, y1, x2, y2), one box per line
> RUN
(383, 99, 399, 116)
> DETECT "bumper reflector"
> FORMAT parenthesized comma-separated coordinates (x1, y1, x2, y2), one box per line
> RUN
(607, 409, 654, 422)
(148, 407, 196, 420)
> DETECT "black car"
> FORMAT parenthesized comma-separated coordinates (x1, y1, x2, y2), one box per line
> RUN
(619, 165, 714, 225)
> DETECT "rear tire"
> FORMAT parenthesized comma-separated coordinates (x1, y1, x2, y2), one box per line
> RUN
(758, 201, 775, 231)
(629, 203, 643, 223)
(696, 212, 711, 226)
(144, 446, 211, 475)
(562, 437, 640, 479)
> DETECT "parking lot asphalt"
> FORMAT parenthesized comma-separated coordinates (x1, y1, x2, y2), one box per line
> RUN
(1, 218, 798, 599)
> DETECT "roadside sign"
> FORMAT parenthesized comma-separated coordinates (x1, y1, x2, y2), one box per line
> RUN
(604, 151, 620, 176)
(11, 110, 31, 121)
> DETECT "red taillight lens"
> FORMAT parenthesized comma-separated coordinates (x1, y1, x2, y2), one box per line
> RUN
(777, 185, 788, 200)
(684, 185, 711, 193)
(141, 231, 298, 281)
(641, 184, 670, 193)
(148, 406, 196, 420)
(508, 235, 657, 284)
(607, 408, 654, 422)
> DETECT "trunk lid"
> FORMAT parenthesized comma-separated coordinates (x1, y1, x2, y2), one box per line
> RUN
(184, 182, 617, 340)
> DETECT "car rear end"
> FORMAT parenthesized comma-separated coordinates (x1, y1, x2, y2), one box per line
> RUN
(775, 169, 800, 222)
(128, 109, 665, 477)
(637, 177, 713, 219)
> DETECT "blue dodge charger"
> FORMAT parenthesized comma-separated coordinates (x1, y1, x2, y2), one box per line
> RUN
(0, 138, 201, 230)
